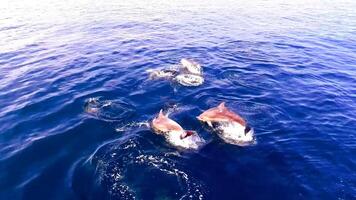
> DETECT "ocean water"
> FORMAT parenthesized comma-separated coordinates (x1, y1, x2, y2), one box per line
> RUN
(0, 0, 355, 199)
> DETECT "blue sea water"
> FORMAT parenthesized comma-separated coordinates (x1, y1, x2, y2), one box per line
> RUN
(0, 0, 355, 199)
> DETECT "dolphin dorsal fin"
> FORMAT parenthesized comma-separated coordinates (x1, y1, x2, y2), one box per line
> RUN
(158, 109, 165, 118)
(159, 109, 170, 118)
(180, 58, 189, 65)
(218, 102, 226, 111)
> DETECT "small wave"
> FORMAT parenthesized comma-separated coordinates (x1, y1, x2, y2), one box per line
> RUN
(84, 97, 135, 122)
(73, 136, 208, 199)
(115, 121, 150, 132)
(114, 103, 180, 132)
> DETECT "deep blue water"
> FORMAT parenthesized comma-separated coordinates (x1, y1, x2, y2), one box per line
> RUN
(0, 0, 355, 199)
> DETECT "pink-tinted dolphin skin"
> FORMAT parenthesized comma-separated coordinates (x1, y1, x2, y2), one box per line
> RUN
(197, 102, 254, 145)
(152, 110, 184, 133)
(197, 102, 246, 126)
(151, 110, 204, 149)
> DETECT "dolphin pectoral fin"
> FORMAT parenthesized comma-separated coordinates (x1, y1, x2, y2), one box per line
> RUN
(180, 130, 195, 139)
(244, 126, 251, 135)
(207, 121, 213, 127)
(186, 130, 195, 137)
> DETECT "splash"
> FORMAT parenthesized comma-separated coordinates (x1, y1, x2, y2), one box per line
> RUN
(174, 74, 204, 87)
(206, 121, 256, 146)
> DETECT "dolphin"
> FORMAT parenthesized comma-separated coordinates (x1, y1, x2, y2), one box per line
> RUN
(147, 68, 179, 80)
(197, 102, 254, 145)
(147, 59, 204, 87)
(180, 58, 202, 75)
(151, 110, 204, 149)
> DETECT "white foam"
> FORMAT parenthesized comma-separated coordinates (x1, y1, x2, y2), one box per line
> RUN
(164, 131, 205, 150)
(174, 74, 204, 87)
(212, 122, 255, 145)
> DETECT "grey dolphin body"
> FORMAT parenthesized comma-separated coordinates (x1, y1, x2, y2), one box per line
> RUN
(147, 58, 204, 87)
(180, 58, 202, 75)
(148, 68, 179, 79)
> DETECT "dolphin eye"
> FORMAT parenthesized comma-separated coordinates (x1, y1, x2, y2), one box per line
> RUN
(244, 126, 251, 135)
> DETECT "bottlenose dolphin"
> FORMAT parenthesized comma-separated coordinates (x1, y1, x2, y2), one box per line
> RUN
(197, 102, 254, 145)
(180, 58, 202, 75)
(151, 110, 204, 149)
(147, 68, 179, 80)
(147, 58, 204, 87)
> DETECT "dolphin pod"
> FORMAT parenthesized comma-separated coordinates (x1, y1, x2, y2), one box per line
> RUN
(151, 102, 255, 149)
(87, 59, 255, 149)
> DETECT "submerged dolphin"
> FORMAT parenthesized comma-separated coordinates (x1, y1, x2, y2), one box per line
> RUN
(197, 102, 254, 145)
(151, 110, 204, 149)
(147, 68, 179, 80)
(147, 58, 204, 87)
(180, 58, 202, 75)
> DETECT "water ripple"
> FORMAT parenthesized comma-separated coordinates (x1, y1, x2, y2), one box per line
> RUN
(1, 0, 356, 199)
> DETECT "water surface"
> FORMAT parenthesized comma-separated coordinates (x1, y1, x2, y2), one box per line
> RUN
(0, 0, 355, 199)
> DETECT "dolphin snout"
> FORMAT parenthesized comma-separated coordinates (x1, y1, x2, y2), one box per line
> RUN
(196, 115, 204, 121)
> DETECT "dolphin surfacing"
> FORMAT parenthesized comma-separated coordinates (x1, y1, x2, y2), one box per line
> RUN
(197, 102, 254, 145)
(151, 110, 205, 150)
